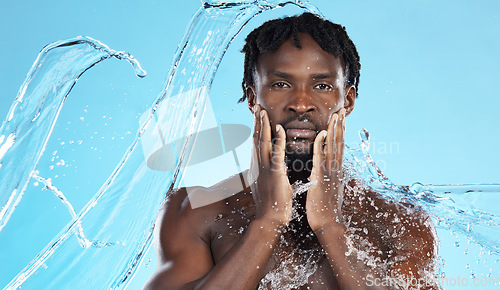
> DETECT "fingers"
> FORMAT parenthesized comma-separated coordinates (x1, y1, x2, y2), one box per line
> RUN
(325, 112, 338, 163)
(335, 108, 346, 171)
(260, 110, 272, 166)
(312, 130, 327, 179)
(324, 107, 346, 171)
(252, 105, 273, 167)
(252, 105, 261, 157)
(271, 124, 286, 173)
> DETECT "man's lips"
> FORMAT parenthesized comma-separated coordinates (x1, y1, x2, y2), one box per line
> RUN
(284, 120, 318, 139)
(286, 128, 317, 139)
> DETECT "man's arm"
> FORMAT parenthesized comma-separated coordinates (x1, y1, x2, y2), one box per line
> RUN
(306, 108, 390, 289)
(143, 188, 213, 289)
(145, 107, 294, 289)
(312, 208, 439, 289)
(386, 208, 439, 289)
(143, 188, 283, 289)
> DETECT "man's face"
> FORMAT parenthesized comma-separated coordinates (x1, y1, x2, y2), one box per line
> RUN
(247, 33, 355, 157)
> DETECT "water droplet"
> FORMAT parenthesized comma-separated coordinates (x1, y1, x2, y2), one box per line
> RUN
(214, 213, 224, 222)
(409, 182, 423, 194)
(359, 128, 370, 151)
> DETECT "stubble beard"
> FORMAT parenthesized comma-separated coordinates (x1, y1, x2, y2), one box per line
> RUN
(284, 139, 314, 182)
(283, 143, 322, 252)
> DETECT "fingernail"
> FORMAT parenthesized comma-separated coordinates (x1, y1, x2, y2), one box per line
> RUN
(260, 110, 265, 118)
(253, 104, 258, 113)
(276, 125, 280, 132)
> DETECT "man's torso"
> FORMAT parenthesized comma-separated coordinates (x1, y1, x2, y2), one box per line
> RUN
(177, 178, 415, 289)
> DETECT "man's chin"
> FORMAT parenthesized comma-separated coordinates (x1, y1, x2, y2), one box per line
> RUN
(284, 152, 314, 175)
(285, 140, 314, 156)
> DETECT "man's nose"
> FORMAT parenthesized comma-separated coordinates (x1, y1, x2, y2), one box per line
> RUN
(286, 88, 316, 113)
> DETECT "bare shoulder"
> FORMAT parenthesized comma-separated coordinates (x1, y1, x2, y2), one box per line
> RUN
(352, 183, 439, 284)
(155, 186, 224, 259)
(153, 187, 208, 265)
(154, 182, 253, 262)
(146, 185, 249, 289)
(344, 179, 434, 225)
(343, 178, 438, 261)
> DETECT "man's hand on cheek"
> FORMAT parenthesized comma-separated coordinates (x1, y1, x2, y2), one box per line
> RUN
(250, 105, 293, 228)
(306, 107, 346, 231)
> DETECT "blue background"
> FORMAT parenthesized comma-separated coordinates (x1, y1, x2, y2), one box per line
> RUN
(0, 0, 498, 288)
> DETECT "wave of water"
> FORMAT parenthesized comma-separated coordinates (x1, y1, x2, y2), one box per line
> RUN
(0, 0, 322, 288)
(0, 37, 145, 232)
(352, 130, 500, 257)
(0, 0, 498, 288)
(345, 129, 500, 282)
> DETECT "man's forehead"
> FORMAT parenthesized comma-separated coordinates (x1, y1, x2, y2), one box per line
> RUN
(254, 34, 344, 74)
(255, 54, 344, 81)
(263, 70, 339, 80)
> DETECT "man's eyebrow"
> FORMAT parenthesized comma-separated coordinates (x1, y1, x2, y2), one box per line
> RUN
(311, 73, 335, 80)
(268, 71, 291, 79)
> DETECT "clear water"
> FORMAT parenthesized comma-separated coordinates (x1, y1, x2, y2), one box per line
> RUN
(0, 0, 498, 289)
(0, 37, 145, 232)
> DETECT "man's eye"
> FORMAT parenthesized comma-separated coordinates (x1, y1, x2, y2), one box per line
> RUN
(315, 84, 333, 91)
(272, 82, 289, 89)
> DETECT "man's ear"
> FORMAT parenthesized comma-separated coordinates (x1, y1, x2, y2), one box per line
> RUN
(344, 85, 356, 116)
(246, 86, 256, 112)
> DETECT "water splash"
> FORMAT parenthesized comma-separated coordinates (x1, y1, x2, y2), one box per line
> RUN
(30, 171, 123, 249)
(30, 171, 92, 248)
(0, 1, 498, 289)
(344, 129, 500, 282)
(1, 1, 322, 289)
(291, 180, 315, 197)
(0, 36, 145, 232)
(346, 129, 499, 247)
(258, 247, 320, 289)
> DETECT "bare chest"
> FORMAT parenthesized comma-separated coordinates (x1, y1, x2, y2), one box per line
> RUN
(206, 191, 392, 289)
(209, 213, 340, 289)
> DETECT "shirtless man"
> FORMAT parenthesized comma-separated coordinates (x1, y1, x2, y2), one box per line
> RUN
(145, 13, 438, 289)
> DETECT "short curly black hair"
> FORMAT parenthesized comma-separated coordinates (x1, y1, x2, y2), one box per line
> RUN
(239, 12, 360, 103)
